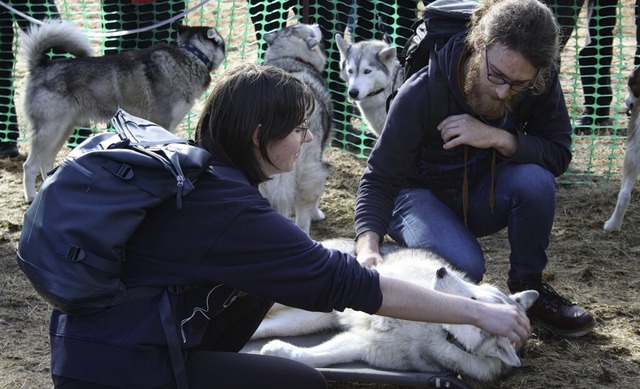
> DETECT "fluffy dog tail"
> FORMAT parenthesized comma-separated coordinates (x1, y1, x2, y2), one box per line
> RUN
(20, 18, 93, 73)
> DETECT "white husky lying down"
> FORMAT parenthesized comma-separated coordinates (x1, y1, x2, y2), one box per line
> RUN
(252, 239, 538, 386)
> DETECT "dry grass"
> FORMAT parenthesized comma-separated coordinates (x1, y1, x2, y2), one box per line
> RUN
(316, 150, 640, 389)
(2, 148, 640, 388)
(2, 0, 640, 388)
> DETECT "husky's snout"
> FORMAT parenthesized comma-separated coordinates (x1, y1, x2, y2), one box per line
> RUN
(436, 267, 447, 278)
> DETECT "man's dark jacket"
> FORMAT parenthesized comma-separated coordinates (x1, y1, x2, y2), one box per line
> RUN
(355, 31, 573, 239)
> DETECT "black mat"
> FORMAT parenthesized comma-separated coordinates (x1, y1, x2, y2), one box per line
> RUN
(241, 332, 472, 389)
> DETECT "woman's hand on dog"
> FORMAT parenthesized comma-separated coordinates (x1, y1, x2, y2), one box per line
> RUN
(477, 302, 531, 348)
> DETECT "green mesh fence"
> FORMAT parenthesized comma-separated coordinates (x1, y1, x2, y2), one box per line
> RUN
(0, 0, 638, 183)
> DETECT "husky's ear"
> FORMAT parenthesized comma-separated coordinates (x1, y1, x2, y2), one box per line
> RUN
(207, 27, 221, 44)
(310, 24, 322, 41)
(510, 290, 539, 311)
(335, 34, 350, 58)
(176, 23, 188, 36)
(378, 46, 397, 64)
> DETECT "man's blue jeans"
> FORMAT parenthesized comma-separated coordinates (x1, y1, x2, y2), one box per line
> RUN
(388, 163, 557, 283)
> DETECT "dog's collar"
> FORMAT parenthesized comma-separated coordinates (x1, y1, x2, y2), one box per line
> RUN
(181, 43, 213, 71)
(446, 331, 475, 355)
(366, 88, 385, 97)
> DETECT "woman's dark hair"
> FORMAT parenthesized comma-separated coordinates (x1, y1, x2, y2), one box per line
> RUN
(467, 0, 560, 94)
(196, 63, 315, 185)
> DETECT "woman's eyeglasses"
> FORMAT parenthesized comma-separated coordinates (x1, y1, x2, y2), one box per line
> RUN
(485, 50, 536, 93)
(295, 120, 309, 144)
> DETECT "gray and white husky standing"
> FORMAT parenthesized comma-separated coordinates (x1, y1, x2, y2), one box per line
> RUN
(20, 19, 226, 202)
(335, 34, 404, 137)
(259, 24, 333, 234)
(253, 239, 538, 388)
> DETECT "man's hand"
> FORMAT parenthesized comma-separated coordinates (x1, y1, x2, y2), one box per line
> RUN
(437, 114, 517, 156)
(355, 231, 384, 267)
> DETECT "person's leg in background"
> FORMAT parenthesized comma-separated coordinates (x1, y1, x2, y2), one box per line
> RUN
(96, 0, 186, 144)
(351, 0, 378, 41)
(542, 0, 587, 55)
(575, 0, 619, 134)
(247, 0, 296, 60)
(0, 0, 62, 158)
(0, 5, 20, 158)
(367, 0, 420, 49)
(635, 0, 640, 67)
(307, 1, 357, 145)
(391, 0, 420, 49)
(102, 0, 186, 55)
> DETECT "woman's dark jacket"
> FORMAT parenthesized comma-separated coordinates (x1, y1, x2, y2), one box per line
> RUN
(50, 164, 382, 388)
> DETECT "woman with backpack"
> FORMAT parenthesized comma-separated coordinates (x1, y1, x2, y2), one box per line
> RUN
(48, 63, 529, 389)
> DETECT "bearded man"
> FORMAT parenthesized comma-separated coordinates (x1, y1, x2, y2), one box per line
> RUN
(354, 0, 596, 338)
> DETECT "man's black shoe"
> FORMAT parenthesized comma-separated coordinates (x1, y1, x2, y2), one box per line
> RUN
(0, 142, 19, 158)
(509, 280, 596, 338)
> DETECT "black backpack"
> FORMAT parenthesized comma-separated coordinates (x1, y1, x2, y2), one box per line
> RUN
(388, 0, 478, 129)
(16, 109, 237, 389)
(17, 109, 215, 315)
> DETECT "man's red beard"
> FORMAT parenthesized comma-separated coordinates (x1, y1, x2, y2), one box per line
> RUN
(464, 53, 514, 120)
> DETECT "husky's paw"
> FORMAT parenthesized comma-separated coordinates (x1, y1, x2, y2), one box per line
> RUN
(260, 339, 304, 360)
(312, 208, 325, 222)
(603, 217, 621, 232)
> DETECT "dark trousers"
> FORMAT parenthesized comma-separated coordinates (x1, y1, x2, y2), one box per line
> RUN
(635, 0, 640, 66)
(578, 0, 619, 118)
(542, 0, 619, 118)
(53, 295, 327, 389)
(0, 0, 59, 143)
(351, 0, 420, 49)
(101, 0, 186, 55)
(541, 0, 587, 52)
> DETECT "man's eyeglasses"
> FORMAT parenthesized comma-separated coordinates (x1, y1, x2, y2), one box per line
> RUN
(485, 50, 536, 93)
(295, 120, 309, 144)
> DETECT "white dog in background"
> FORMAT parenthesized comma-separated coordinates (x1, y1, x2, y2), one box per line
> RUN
(335, 34, 404, 137)
(604, 66, 640, 231)
(253, 239, 538, 387)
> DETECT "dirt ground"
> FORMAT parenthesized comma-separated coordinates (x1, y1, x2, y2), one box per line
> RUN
(1, 144, 639, 389)
(1, 0, 640, 387)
